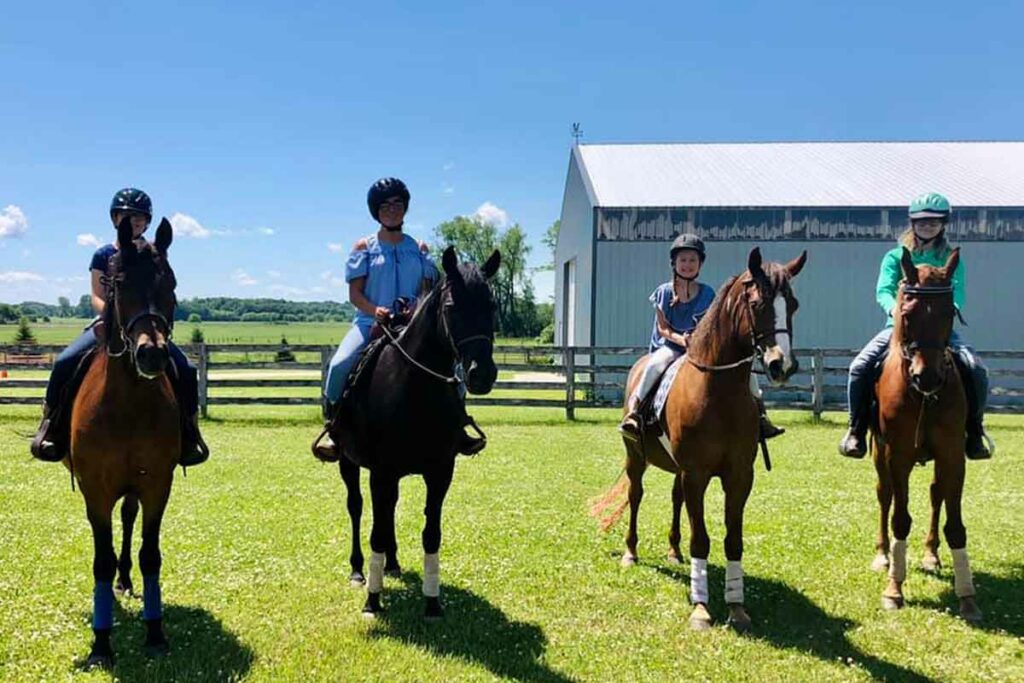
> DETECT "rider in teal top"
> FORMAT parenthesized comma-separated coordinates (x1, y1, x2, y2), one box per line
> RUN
(838, 192, 993, 460)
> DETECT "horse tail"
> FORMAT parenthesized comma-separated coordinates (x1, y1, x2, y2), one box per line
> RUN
(589, 470, 629, 532)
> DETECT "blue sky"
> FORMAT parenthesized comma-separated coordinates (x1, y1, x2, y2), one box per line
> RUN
(2, 1, 1022, 305)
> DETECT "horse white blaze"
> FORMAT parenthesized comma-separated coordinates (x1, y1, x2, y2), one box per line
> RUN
(423, 552, 440, 598)
(772, 293, 793, 372)
(951, 547, 975, 598)
(724, 560, 744, 605)
(690, 557, 709, 604)
(368, 551, 385, 593)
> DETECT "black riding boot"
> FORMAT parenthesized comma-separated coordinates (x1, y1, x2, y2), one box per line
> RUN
(953, 355, 993, 460)
(180, 412, 210, 467)
(756, 397, 785, 440)
(838, 400, 870, 459)
(30, 404, 66, 462)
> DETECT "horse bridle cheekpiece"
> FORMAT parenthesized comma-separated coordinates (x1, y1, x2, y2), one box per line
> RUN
(898, 283, 955, 377)
(102, 264, 173, 361)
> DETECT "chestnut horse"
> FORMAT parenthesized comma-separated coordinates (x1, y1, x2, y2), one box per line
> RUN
(869, 247, 982, 623)
(69, 217, 181, 667)
(593, 247, 807, 632)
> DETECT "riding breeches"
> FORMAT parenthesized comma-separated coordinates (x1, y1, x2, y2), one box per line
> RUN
(324, 323, 372, 404)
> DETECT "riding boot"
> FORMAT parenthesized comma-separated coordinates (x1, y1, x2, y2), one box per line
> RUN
(954, 358, 994, 461)
(313, 400, 342, 463)
(838, 399, 870, 459)
(457, 413, 487, 456)
(755, 397, 785, 440)
(180, 413, 210, 467)
(30, 404, 66, 462)
(618, 395, 642, 442)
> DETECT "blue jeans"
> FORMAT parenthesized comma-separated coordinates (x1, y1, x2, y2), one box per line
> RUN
(847, 328, 989, 421)
(324, 323, 371, 404)
(46, 326, 198, 417)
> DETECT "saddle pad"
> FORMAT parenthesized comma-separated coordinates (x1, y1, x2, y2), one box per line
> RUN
(651, 355, 686, 422)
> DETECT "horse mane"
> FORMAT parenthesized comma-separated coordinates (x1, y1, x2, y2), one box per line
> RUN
(687, 275, 741, 362)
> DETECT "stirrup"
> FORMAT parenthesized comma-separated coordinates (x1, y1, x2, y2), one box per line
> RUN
(458, 416, 487, 456)
(311, 424, 341, 463)
(30, 418, 66, 462)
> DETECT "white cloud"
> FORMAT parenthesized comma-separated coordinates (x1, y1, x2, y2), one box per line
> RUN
(257, 227, 275, 236)
(442, 183, 455, 195)
(267, 284, 306, 296)
(0, 270, 44, 283)
(267, 270, 282, 279)
(77, 233, 103, 248)
(232, 269, 258, 286)
(327, 242, 345, 253)
(473, 201, 510, 228)
(0, 205, 28, 238)
(170, 212, 211, 239)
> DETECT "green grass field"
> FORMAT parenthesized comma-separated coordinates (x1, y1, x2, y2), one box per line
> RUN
(1, 406, 1022, 682)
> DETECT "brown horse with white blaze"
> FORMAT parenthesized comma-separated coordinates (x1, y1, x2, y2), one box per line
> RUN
(67, 216, 181, 668)
(869, 247, 982, 623)
(593, 247, 806, 632)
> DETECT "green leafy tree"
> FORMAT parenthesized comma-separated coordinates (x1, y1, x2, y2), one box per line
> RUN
(537, 219, 560, 272)
(57, 297, 72, 318)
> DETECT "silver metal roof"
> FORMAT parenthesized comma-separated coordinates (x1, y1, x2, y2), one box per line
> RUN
(575, 142, 1024, 208)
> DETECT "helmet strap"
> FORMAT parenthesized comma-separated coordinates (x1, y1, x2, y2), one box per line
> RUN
(382, 222, 404, 233)
(913, 227, 944, 246)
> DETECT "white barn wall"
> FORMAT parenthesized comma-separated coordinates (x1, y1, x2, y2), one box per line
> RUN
(554, 150, 596, 347)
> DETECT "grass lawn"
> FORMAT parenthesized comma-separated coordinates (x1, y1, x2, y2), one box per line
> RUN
(0, 407, 1022, 682)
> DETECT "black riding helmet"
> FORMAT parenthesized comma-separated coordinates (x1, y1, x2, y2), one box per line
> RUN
(109, 188, 153, 221)
(670, 233, 706, 264)
(367, 177, 411, 222)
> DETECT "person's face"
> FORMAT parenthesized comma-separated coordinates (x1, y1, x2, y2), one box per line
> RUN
(112, 212, 151, 239)
(912, 218, 945, 242)
(674, 250, 701, 278)
(378, 196, 407, 229)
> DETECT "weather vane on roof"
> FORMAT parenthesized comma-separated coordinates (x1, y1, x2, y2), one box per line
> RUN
(572, 122, 583, 145)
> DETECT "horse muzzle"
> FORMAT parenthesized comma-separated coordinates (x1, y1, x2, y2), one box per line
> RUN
(763, 348, 798, 385)
(464, 359, 497, 395)
(134, 342, 169, 379)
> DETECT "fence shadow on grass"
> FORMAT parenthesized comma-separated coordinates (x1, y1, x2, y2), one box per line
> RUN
(650, 563, 935, 683)
(366, 572, 575, 683)
(75, 602, 253, 682)
(912, 565, 1024, 637)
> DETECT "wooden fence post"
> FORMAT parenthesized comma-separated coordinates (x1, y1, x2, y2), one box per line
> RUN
(812, 348, 825, 420)
(565, 346, 576, 421)
(198, 343, 209, 419)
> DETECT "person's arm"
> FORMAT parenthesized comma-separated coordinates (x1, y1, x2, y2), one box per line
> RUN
(875, 250, 901, 317)
(345, 238, 390, 322)
(90, 269, 105, 315)
(655, 307, 689, 349)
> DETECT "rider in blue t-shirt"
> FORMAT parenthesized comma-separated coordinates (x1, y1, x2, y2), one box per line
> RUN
(618, 234, 784, 441)
(313, 177, 485, 461)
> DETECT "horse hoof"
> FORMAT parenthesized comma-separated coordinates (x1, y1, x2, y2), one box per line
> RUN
(143, 639, 170, 658)
(689, 604, 713, 631)
(620, 553, 637, 568)
(349, 571, 366, 587)
(870, 554, 890, 573)
(384, 567, 402, 579)
(726, 611, 752, 634)
(881, 595, 904, 611)
(85, 653, 114, 670)
(666, 553, 683, 566)
(920, 554, 941, 574)
(424, 597, 444, 621)
(362, 592, 383, 618)
(959, 597, 983, 625)
(115, 581, 134, 598)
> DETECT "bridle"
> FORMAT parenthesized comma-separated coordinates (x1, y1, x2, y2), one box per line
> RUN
(101, 269, 173, 367)
(898, 283, 955, 397)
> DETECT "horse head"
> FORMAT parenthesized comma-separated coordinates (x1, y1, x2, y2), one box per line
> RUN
(741, 247, 807, 385)
(440, 246, 500, 395)
(896, 246, 959, 396)
(105, 216, 178, 379)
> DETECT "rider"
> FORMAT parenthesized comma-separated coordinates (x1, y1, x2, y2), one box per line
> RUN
(314, 177, 486, 462)
(618, 234, 785, 441)
(30, 188, 209, 467)
(838, 192, 993, 460)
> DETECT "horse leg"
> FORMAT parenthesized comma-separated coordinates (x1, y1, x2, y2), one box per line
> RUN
(137, 488, 171, 656)
(621, 449, 645, 567)
(722, 465, 755, 633)
(882, 460, 912, 611)
(922, 474, 943, 574)
(683, 469, 713, 630)
(85, 502, 118, 669)
(937, 455, 982, 624)
(667, 471, 684, 565)
(363, 471, 399, 617)
(871, 452, 892, 572)
(421, 460, 455, 620)
(116, 494, 140, 596)
(384, 482, 402, 578)
(338, 458, 365, 585)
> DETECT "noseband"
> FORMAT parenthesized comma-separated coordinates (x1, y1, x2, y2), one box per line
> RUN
(102, 272, 172, 363)
(898, 283, 955, 396)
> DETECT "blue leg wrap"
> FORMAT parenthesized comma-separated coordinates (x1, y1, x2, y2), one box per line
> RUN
(142, 574, 162, 621)
(92, 581, 114, 630)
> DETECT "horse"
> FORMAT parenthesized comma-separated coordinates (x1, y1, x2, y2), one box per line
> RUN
(868, 247, 982, 623)
(592, 247, 807, 632)
(68, 216, 181, 667)
(335, 246, 500, 620)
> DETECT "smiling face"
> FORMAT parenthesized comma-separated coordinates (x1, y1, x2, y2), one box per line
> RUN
(673, 249, 701, 279)
(912, 217, 945, 243)
(377, 196, 407, 229)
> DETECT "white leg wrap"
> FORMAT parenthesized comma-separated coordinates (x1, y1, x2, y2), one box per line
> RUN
(748, 373, 762, 399)
(368, 551, 385, 593)
(423, 552, 440, 598)
(690, 558, 709, 605)
(724, 560, 744, 605)
(951, 547, 975, 598)
(889, 539, 907, 583)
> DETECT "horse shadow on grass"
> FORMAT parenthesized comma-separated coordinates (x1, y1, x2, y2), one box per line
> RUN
(649, 562, 936, 683)
(365, 572, 576, 683)
(74, 600, 253, 682)
(912, 564, 1024, 637)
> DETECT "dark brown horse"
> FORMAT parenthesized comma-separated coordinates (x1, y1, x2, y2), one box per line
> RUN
(69, 217, 181, 667)
(593, 247, 806, 632)
(869, 247, 982, 623)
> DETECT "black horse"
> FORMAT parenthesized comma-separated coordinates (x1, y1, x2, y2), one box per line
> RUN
(335, 246, 500, 619)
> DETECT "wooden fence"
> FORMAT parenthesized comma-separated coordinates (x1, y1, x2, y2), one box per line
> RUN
(3, 344, 1023, 420)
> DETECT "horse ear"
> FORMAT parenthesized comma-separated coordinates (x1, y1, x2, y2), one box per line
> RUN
(784, 250, 807, 278)
(442, 246, 461, 281)
(747, 247, 763, 277)
(155, 217, 173, 254)
(117, 215, 137, 261)
(900, 247, 918, 285)
(943, 247, 960, 280)
(482, 250, 501, 280)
